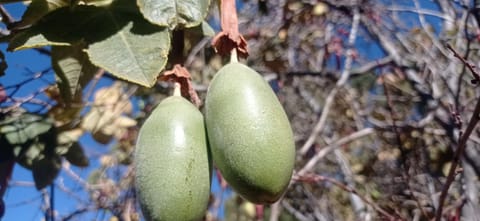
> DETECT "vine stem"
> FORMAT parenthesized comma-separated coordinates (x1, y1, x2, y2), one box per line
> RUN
(230, 49, 238, 63)
(173, 82, 181, 97)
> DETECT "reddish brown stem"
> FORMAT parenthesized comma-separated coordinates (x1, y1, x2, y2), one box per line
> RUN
(220, 0, 240, 40)
(446, 44, 480, 84)
(434, 44, 480, 221)
(160, 65, 202, 107)
(212, 0, 248, 58)
(434, 99, 480, 220)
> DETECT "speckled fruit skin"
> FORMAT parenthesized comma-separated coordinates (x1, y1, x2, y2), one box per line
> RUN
(135, 96, 211, 221)
(205, 62, 295, 204)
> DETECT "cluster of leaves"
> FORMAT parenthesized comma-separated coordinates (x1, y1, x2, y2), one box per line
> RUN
(1, 0, 214, 191)
(10, 0, 212, 89)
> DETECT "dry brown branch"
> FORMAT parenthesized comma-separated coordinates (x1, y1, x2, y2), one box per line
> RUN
(299, 6, 361, 156)
(298, 127, 374, 176)
(431, 43, 480, 221)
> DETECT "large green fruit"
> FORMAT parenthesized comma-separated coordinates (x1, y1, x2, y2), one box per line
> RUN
(205, 61, 295, 204)
(135, 95, 211, 221)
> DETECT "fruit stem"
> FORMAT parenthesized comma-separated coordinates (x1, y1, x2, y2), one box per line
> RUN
(173, 82, 181, 97)
(230, 49, 238, 63)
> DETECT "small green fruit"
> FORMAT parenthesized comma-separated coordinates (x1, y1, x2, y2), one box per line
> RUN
(205, 61, 295, 204)
(135, 95, 211, 221)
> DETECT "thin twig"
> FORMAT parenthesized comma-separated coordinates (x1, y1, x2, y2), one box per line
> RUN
(446, 44, 480, 84)
(293, 174, 398, 220)
(83, 69, 105, 102)
(299, 6, 361, 155)
(434, 98, 480, 220)
(185, 37, 211, 68)
(281, 200, 312, 221)
(434, 44, 480, 221)
(49, 184, 55, 221)
(269, 201, 281, 221)
(386, 6, 455, 21)
(297, 127, 374, 176)
(62, 162, 90, 190)
(0, 5, 15, 26)
(61, 207, 91, 221)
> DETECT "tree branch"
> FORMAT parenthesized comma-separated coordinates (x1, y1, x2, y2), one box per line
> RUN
(299, 6, 361, 156)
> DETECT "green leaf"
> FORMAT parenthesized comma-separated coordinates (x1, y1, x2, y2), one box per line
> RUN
(188, 21, 215, 37)
(7, 6, 90, 50)
(0, 112, 58, 170)
(83, 0, 113, 6)
(13, 143, 43, 169)
(17, 0, 70, 28)
(85, 14, 170, 87)
(1, 114, 54, 145)
(56, 128, 84, 155)
(52, 44, 97, 103)
(16, 0, 114, 29)
(9, 1, 171, 87)
(137, 0, 210, 29)
(64, 142, 89, 167)
(32, 155, 61, 189)
(0, 111, 64, 189)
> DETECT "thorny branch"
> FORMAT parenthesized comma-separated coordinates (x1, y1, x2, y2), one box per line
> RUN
(212, 0, 248, 58)
(434, 45, 480, 221)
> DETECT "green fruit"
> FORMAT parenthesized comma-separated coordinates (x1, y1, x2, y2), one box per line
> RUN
(205, 61, 295, 204)
(135, 95, 211, 221)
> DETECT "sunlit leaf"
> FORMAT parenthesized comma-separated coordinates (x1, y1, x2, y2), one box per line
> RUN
(83, 0, 113, 6)
(0, 112, 58, 171)
(312, 2, 328, 16)
(56, 128, 84, 155)
(137, 0, 210, 29)
(9, 0, 171, 87)
(104, 116, 136, 139)
(82, 82, 135, 144)
(14, 143, 43, 169)
(85, 15, 170, 87)
(51, 44, 97, 104)
(1, 113, 54, 145)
